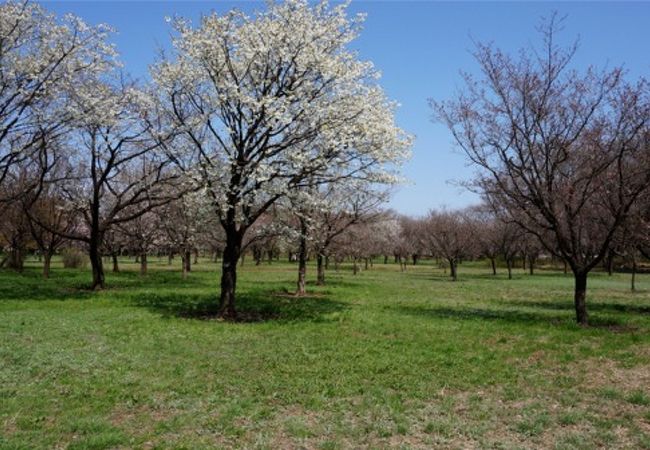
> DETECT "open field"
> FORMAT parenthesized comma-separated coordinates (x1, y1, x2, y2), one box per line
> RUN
(1, 258, 649, 449)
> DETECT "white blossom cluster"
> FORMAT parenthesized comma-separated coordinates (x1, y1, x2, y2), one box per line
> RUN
(152, 0, 411, 230)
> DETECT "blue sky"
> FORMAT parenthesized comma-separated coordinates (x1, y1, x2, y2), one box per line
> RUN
(43, 1, 650, 216)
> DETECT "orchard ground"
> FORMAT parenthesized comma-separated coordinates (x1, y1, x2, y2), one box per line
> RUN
(1, 257, 649, 449)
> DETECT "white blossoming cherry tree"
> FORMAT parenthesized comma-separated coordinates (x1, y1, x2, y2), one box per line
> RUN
(153, 0, 411, 319)
(0, 0, 116, 204)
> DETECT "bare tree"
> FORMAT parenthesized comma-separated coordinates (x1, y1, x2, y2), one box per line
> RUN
(423, 209, 477, 281)
(433, 15, 650, 324)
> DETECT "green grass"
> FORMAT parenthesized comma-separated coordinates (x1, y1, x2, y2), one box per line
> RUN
(1, 257, 649, 449)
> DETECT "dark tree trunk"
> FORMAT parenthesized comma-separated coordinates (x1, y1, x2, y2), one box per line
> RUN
(490, 257, 497, 276)
(606, 251, 614, 276)
(316, 253, 325, 285)
(112, 253, 119, 272)
(43, 251, 52, 279)
(168, 252, 173, 265)
(194, 249, 199, 265)
(384, 255, 388, 264)
(449, 258, 457, 281)
(296, 219, 308, 295)
(506, 258, 512, 280)
(353, 257, 358, 275)
(8, 245, 24, 272)
(219, 230, 243, 319)
(528, 256, 535, 275)
(140, 252, 147, 276)
(364, 258, 369, 270)
(573, 271, 588, 326)
(184, 250, 191, 273)
(631, 255, 637, 292)
(89, 237, 105, 290)
(412, 254, 418, 265)
(522, 255, 527, 271)
(563, 260, 568, 275)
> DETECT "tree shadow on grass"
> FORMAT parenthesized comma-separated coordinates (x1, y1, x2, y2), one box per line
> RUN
(390, 304, 637, 331)
(0, 269, 94, 301)
(500, 299, 650, 316)
(132, 289, 347, 323)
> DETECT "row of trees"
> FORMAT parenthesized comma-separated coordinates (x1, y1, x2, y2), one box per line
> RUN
(0, 0, 410, 319)
(1, 2, 648, 325)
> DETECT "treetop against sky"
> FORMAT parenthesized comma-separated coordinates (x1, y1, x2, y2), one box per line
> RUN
(42, 0, 650, 215)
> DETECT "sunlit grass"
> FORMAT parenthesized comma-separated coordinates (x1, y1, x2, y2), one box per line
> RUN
(1, 256, 649, 449)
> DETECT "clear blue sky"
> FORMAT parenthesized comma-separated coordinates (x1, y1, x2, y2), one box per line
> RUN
(43, 1, 650, 216)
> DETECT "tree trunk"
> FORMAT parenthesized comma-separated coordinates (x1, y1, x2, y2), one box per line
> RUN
(449, 258, 457, 281)
(353, 257, 358, 275)
(184, 250, 191, 272)
(506, 258, 512, 280)
(194, 249, 199, 265)
(316, 253, 325, 285)
(384, 255, 388, 264)
(8, 245, 24, 272)
(89, 237, 105, 290)
(219, 230, 242, 319)
(631, 255, 636, 292)
(563, 260, 568, 275)
(168, 252, 173, 265)
(43, 251, 52, 279)
(365, 258, 369, 270)
(528, 256, 535, 275)
(140, 252, 147, 276)
(296, 219, 308, 295)
(490, 257, 497, 275)
(181, 255, 188, 280)
(573, 271, 588, 326)
(607, 252, 614, 276)
(112, 253, 119, 272)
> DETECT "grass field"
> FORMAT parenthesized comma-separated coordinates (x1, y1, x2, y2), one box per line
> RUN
(1, 257, 649, 449)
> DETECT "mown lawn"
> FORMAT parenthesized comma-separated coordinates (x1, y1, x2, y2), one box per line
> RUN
(1, 257, 649, 449)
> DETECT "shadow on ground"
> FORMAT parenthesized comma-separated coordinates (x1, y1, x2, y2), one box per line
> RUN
(500, 299, 650, 315)
(391, 304, 637, 330)
(132, 289, 347, 323)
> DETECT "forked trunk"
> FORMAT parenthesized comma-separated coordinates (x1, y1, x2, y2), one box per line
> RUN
(573, 271, 588, 326)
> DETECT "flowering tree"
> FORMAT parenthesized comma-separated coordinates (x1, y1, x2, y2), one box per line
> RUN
(433, 16, 650, 324)
(52, 81, 180, 289)
(0, 1, 115, 204)
(153, 0, 410, 318)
